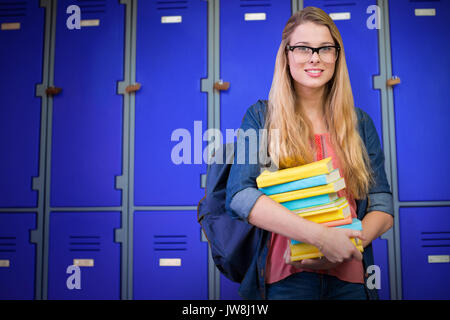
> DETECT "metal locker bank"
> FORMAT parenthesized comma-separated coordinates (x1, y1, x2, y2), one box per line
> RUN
(389, 0, 450, 300)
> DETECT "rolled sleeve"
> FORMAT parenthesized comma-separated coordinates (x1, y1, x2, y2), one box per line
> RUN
(225, 100, 267, 222)
(358, 107, 395, 218)
(367, 192, 394, 217)
(230, 187, 265, 222)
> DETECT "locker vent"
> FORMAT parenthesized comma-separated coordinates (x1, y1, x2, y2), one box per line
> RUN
(157, 0, 188, 11)
(322, 1, 356, 7)
(0, 1, 27, 18)
(0, 236, 16, 253)
(153, 235, 187, 251)
(76, 0, 106, 14)
(69, 235, 101, 252)
(421, 231, 450, 248)
(240, 0, 271, 8)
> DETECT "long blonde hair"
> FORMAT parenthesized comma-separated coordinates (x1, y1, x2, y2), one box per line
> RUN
(265, 6, 373, 199)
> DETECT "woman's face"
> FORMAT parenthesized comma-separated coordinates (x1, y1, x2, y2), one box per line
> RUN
(287, 22, 337, 92)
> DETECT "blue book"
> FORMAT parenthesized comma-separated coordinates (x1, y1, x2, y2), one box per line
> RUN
(260, 169, 340, 195)
(291, 218, 362, 245)
(282, 193, 339, 211)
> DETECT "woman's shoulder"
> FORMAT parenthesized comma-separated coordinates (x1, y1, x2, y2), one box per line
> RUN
(241, 99, 268, 129)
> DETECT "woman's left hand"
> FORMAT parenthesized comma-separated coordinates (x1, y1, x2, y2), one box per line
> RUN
(283, 239, 343, 270)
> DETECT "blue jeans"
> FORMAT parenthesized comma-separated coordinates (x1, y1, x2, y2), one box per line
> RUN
(266, 271, 368, 300)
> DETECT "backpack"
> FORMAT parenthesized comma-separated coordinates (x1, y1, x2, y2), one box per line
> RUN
(197, 142, 263, 283)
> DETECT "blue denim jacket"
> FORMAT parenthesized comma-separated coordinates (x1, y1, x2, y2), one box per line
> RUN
(225, 99, 394, 300)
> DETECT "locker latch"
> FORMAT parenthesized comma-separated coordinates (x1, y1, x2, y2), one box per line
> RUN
(45, 86, 62, 97)
(386, 76, 401, 87)
(125, 83, 142, 94)
(214, 79, 230, 91)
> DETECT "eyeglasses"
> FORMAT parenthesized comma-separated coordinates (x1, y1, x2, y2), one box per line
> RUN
(286, 45, 340, 63)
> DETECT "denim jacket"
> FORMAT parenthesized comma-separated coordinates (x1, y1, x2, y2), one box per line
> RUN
(225, 99, 394, 300)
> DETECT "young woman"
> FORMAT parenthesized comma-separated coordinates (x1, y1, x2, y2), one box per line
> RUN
(225, 7, 394, 300)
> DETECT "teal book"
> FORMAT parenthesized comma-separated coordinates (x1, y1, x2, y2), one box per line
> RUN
(260, 169, 340, 195)
(291, 218, 362, 245)
(282, 193, 339, 211)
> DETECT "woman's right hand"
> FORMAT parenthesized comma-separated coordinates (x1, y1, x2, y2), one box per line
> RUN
(318, 226, 365, 263)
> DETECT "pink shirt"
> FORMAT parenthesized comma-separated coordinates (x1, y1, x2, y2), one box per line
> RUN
(265, 133, 365, 284)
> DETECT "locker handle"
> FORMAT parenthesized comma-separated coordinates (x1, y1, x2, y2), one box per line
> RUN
(46, 87, 62, 97)
(214, 80, 230, 91)
(386, 76, 401, 87)
(125, 83, 141, 93)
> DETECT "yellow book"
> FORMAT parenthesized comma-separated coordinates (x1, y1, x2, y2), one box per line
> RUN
(256, 157, 334, 188)
(290, 238, 364, 262)
(268, 178, 345, 203)
(295, 201, 350, 224)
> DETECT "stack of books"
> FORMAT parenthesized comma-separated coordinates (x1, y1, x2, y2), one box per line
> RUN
(256, 157, 363, 261)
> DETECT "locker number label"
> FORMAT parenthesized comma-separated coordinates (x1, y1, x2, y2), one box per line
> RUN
(1, 23, 20, 31)
(415, 9, 436, 17)
(161, 16, 182, 24)
(73, 259, 94, 267)
(159, 258, 181, 267)
(428, 255, 450, 264)
(0, 260, 10, 267)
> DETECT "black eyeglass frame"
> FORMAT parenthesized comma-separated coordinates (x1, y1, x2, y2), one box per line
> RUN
(286, 45, 341, 60)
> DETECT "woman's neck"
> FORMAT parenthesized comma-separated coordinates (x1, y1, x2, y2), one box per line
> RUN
(295, 86, 328, 134)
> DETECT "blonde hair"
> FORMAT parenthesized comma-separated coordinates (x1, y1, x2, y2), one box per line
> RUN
(265, 6, 373, 199)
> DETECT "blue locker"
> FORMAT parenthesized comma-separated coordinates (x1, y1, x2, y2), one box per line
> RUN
(220, 274, 241, 300)
(389, 0, 450, 201)
(134, 0, 207, 206)
(372, 237, 390, 300)
(304, 0, 383, 141)
(133, 211, 208, 299)
(51, 0, 124, 206)
(0, 213, 36, 300)
(0, 0, 44, 207)
(400, 207, 450, 300)
(220, 0, 291, 133)
(47, 211, 121, 299)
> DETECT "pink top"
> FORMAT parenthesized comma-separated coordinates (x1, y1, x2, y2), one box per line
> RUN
(265, 133, 364, 284)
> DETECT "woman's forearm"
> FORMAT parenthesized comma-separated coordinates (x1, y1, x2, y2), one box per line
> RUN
(247, 194, 326, 248)
(361, 211, 394, 248)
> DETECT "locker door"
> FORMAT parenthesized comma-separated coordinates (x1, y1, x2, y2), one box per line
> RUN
(133, 211, 208, 299)
(304, 0, 383, 140)
(47, 212, 121, 299)
(220, 0, 291, 133)
(0, 0, 44, 207)
(134, 0, 207, 206)
(51, 0, 124, 206)
(0, 213, 36, 300)
(372, 237, 390, 300)
(400, 207, 450, 300)
(220, 274, 241, 300)
(389, 0, 450, 201)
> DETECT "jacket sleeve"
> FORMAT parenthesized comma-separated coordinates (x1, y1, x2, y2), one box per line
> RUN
(225, 101, 266, 222)
(360, 109, 395, 217)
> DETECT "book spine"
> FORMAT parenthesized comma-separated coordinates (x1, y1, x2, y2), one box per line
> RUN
(269, 179, 343, 203)
(256, 158, 333, 188)
(260, 174, 327, 195)
(282, 194, 335, 211)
